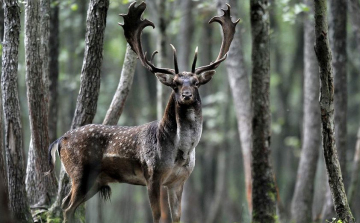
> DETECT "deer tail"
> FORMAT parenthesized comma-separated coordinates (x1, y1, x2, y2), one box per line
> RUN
(45, 137, 63, 176)
(99, 185, 112, 202)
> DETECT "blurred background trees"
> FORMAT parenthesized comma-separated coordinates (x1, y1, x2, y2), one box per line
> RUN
(1, 0, 359, 222)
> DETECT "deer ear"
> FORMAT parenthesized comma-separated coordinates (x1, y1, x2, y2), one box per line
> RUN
(198, 70, 216, 85)
(155, 73, 174, 86)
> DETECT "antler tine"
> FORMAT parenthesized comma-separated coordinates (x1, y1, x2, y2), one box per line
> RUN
(150, 51, 158, 62)
(120, 2, 175, 75)
(194, 4, 239, 74)
(191, 46, 198, 73)
(170, 44, 179, 74)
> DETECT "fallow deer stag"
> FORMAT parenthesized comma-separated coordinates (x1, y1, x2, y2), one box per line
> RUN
(47, 2, 239, 222)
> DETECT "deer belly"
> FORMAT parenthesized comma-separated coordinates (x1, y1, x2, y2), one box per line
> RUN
(100, 156, 146, 186)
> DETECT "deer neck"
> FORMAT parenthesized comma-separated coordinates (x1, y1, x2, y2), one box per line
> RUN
(158, 92, 203, 161)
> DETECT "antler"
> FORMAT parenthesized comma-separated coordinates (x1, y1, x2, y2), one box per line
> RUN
(119, 2, 175, 75)
(194, 4, 240, 75)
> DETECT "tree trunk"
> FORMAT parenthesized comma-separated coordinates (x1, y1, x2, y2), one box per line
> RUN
(216, 0, 253, 214)
(1, 1, 33, 222)
(0, 4, 4, 43)
(348, 0, 360, 55)
(178, 0, 194, 72)
(103, 44, 137, 126)
(250, 1, 277, 222)
(290, 1, 321, 222)
(206, 84, 231, 223)
(24, 0, 58, 208)
(313, 0, 355, 222)
(321, 0, 348, 220)
(48, 0, 60, 144)
(347, 126, 360, 206)
(0, 81, 8, 209)
(49, 0, 109, 220)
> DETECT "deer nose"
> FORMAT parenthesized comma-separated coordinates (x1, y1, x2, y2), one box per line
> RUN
(182, 91, 192, 99)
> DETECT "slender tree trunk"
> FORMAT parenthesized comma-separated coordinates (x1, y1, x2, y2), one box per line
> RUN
(348, 126, 360, 206)
(49, 0, 109, 220)
(250, 0, 277, 222)
(348, 0, 360, 55)
(290, 1, 321, 222)
(313, 0, 355, 222)
(0, 82, 8, 211)
(0, 4, 4, 43)
(103, 44, 137, 125)
(178, 0, 194, 72)
(321, 0, 348, 220)
(216, 0, 253, 214)
(1, 1, 33, 222)
(24, 0, 58, 208)
(48, 1, 60, 144)
(206, 85, 231, 223)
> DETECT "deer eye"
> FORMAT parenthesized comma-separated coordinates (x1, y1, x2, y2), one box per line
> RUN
(195, 82, 199, 87)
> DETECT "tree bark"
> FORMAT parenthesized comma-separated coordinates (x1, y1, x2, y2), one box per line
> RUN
(250, 1, 277, 222)
(290, 1, 321, 223)
(216, 0, 253, 214)
(48, 0, 60, 143)
(313, 0, 355, 222)
(24, 0, 58, 208)
(1, 1, 33, 222)
(321, 0, 348, 220)
(49, 0, 109, 219)
(103, 44, 137, 126)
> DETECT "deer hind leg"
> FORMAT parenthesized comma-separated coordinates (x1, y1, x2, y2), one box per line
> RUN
(147, 180, 162, 223)
(63, 181, 103, 223)
(168, 185, 184, 223)
(63, 168, 101, 223)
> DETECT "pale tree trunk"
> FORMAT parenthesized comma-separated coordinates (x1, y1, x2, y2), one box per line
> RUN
(250, 0, 277, 222)
(290, 1, 321, 222)
(321, 0, 348, 220)
(178, 0, 194, 72)
(24, 0, 58, 208)
(347, 0, 360, 212)
(206, 85, 231, 223)
(1, 1, 33, 222)
(216, 0, 253, 214)
(49, 0, 109, 220)
(348, 0, 360, 55)
(348, 126, 360, 206)
(48, 0, 60, 144)
(313, 0, 355, 222)
(103, 44, 137, 126)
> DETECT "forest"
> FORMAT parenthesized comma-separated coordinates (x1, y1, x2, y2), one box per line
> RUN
(0, 0, 359, 222)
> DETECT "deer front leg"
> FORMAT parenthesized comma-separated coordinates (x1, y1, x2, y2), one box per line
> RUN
(147, 180, 161, 223)
(168, 185, 183, 223)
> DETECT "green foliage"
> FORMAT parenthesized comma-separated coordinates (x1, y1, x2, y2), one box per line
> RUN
(278, 0, 309, 24)
(70, 3, 78, 11)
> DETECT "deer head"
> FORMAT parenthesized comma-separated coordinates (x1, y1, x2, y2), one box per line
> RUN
(119, 1, 239, 105)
